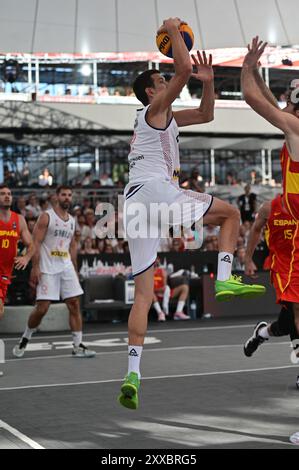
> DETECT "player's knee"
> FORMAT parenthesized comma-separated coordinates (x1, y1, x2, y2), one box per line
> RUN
(181, 284, 189, 294)
(66, 297, 80, 313)
(36, 305, 49, 317)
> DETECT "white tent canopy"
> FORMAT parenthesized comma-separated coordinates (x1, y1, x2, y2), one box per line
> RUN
(0, 0, 298, 54)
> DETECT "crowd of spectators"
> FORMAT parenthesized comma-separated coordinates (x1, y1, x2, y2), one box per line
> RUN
(9, 180, 264, 266)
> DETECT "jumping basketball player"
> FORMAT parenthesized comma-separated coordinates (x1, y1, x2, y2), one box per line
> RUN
(242, 36, 299, 220)
(118, 18, 265, 409)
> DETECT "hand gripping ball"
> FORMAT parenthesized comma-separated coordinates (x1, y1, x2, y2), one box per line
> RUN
(156, 24, 194, 58)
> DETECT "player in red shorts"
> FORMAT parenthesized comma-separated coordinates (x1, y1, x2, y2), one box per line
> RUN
(243, 194, 299, 385)
(242, 37, 299, 221)
(152, 259, 190, 321)
(0, 184, 34, 318)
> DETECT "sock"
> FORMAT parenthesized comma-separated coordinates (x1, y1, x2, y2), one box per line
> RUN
(153, 301, 162, 314)
(176, 300, 186, 313)
(72, 331, 82, 347)
(217, 252, 233, 281)
(162, 285, 171, 314)
(259, 326, 270, 339)
(128, 345, 143, 378)
(22, 326, 36, 341)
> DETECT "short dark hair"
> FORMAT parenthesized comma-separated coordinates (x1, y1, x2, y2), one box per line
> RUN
(56, 185, 72, 195)
(133, 69, 160, 106)
(0, 184, 10, 191)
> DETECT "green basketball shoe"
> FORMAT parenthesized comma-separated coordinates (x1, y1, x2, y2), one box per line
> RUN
(118, 372, 140, 410)
(215, 274, 266, 302)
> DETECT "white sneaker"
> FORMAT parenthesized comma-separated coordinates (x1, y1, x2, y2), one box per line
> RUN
(12, 338, 28, 358)
(0, 371, 3, 376)
(72, 343, 96, 358)
(173, 311, 191, 321)
(157, 311, 166, 322)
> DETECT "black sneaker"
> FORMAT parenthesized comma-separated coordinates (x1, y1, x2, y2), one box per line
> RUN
(296, 376, 299, 390)
(12, 337, 29, 358)
(244, 321, 268, 357)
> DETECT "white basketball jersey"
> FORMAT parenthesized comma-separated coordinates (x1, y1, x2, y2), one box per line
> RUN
(39, 209, 75, 274)
(127, 105, 180, 187)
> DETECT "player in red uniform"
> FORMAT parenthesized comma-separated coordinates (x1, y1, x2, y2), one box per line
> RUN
(242, 37, 299, 221)
(243, 195, 299, 386)
(152, 260, 190, 321)
(0, 184, 34, 318)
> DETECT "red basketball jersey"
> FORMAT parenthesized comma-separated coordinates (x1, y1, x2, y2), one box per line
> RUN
(280, 142, 299, 220)
(0, 211, 20, 281)
(267, 194, 299, 298)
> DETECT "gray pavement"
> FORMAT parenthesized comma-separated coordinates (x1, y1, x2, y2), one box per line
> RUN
(0, 317, 298, 449)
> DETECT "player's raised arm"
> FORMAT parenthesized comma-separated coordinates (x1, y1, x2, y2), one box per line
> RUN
(174, 50, 214, 126)
(241, 36, 299, 136)
(149, 18, 192, 116)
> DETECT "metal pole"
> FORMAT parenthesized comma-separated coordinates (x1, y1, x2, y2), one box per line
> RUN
(210, 149, 215, 186)
(267, 149, 272, 184)
(28, 58, 32, 92)
(93, 60, 97, 93)
(95, 147, 100, 177)
(261, 149, 266, 185)
(35, 58, 39, 93)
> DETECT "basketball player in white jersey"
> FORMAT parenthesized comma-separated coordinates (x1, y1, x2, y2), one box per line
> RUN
(118, 17, 265, 409)
(12, 186, 95, 358)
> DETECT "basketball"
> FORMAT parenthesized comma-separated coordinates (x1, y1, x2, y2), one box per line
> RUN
(156, 24, 194, 58)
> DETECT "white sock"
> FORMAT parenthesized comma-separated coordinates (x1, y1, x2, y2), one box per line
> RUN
(176, 300, 185, 313)
(72, 331, 82, 347)
(22, 326, 36, 340)
(153, 301, 162, 314)
(128, 345, 143, 378)
(217, 252, 233, 281)
(162, 285, 171, 314)
(259, 326, 270, 339)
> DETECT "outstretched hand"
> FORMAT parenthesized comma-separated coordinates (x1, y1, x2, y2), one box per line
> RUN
(191, 51, 214, 82)
(243, 36, 267, 68)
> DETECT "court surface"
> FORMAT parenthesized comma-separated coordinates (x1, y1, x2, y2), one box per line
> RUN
(0, 316, 298, 449)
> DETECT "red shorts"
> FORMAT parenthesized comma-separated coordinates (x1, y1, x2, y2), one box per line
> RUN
(272, 272, 299, 303)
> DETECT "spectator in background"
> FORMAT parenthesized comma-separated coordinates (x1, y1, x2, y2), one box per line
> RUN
(226, 172, 237, 185)
(203, 224, 219, 240)
(38, 168, 53, 187)
(40, 199, 50, 212)
(76, 214, 91, 243)
(14, 196, 27, 217)
(100, 173, 113, 186)
(79, 237, 99, 255)
(82, 197, 92, 213)
(238, 184, 257, 223)
(65, 88, 71, 95)
(26, 194, 41, 218)
(81, 171, 92, 186)
(189, 168, 203, 192)
(170, 238, 185, 252)
(48, 193, 57, 209)
(232, 246, 246, 272)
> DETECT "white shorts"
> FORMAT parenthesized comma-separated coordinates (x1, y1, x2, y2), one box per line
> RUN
(124, 177, 213, 276)
(36, 265, 83, 301)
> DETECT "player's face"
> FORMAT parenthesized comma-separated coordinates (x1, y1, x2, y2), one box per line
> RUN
(57, 190, 72, 210)
(0, 187, 12, 209)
